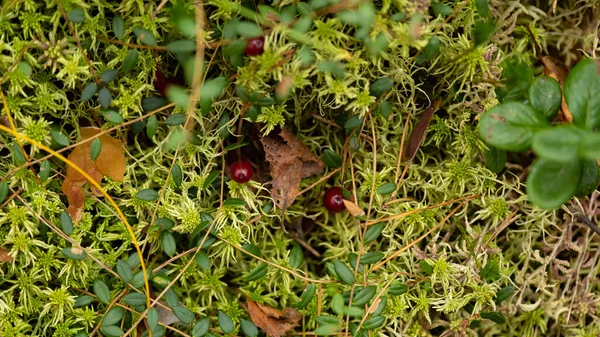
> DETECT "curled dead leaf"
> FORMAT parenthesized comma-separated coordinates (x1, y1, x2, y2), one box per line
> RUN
(61, 127, 126, 222)
(244, 297, 301, 337)
(260, 128, 325, 210)
(342, 199, 365, 217)
(404, 100, 441, 161)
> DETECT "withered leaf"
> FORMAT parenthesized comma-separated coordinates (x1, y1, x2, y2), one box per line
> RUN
(342, 199, 365, 217)
(541, 56, 572, 123)
(0, 247, 13, 262)
(403, 100, 441, 161)
(244, 297, 301, 337)
(260, 128, 325, 210)
(62, 127, 126, 222)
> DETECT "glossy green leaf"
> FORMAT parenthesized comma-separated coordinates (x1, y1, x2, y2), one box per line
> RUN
(218, 311, 234, 333)
(101, 69, 119, 83)
(481, 311, 506, 324)
(353, 286, 377, 306)
(343, 306, 364, 317)
(101, 325, 124, 337)
(344, 116, 363, 131)
(431, 2, 452, 16)
(297, 284, 316, 309)
(74, 295, 93, 308)
(68, 8, 85, 23)
(123, 293, 146, 306)
(314, 324, 339, 335)
(203, 171, 220, 189)
(147, 307, 159, 331)
(474, 19, 495, 45)
(244, 263, 268, 281)
(171, 164, 182, 188)
(376, 182, 396, 195)
(62, 247, 86, 260)
(99, 88, 112, 108)
(116, 260, 133, 283)
(81, 82, 98, 102)
(192, 317, 210, 337)
(531, 125, 582, 163)
(527, 158, 581, 209)
(564, 59, 600, 130)
(388, 282, 408, 296)
(39, 160, 51, 182)
(90, 138, 102, 161)
(371, 296, 386, 315)
(167, 86, 189, 108)
(165, 114, 186, 126)
(364, 222, 384, 243)
(331, 293, 344, 314)
(112, 16, 125, 39)
(362, 316, 385, 330)
(348, 253, 364, 273)
(51, 130, 70, 146)
(162, 232, 176, 256)
(223, 198, 245, 207)
(133, 27, 157, 46)
(316, 316, 340, 326)
(142, 97, 166, 112)
(173, 306, 195, 324)
(167, 40, 196, 54)
(333, 260, 355, 285)
(318, 61, 345, 80)
(101, 110, 124, 124)
(370, 78, 392, 97)
(322, 149, 342, 169)
(494, 285, 515, 304)
(135, 189, 159, 201)
(360, 252, 384, 265)
(102, 307, 125, 326)
(165, 288, 179, 307)
(194, 251, 210, 270)
(11, 144, 25, 165)
(423, 36, 440, 59)
(479, 101, 549, 152)
(60, 211, 73, 235)
(93, 279, 111, 304)
(574, 158, 600, 197)
(484, 146, 506, 174)
(123, 50, 138, 73)
(234, 21, 263, 38)
(289, 243, 303, 269)
(146, 115, 158, 138)
(241, 319, 258, 337)
(528, 76, 561, 119)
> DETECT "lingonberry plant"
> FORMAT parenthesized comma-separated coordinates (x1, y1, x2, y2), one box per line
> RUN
(1, 0, 600, 337)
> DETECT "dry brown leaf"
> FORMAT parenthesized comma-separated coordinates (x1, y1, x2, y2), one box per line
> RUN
(403, 100, 441, 161)
(342, 199, 365, 217)
(541, 55, 573, 123)
(244, 297, 301, 337)
(0, 247, 13, 262)
(260, 128, 325, 210)
(62, 127, 126, 222)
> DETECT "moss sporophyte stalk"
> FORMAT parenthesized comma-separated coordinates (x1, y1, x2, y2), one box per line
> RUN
(1, 1, 600, 337)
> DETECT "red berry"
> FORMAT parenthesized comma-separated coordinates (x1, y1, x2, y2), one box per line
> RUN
(323, 187, 346, 213)
(245, 37, 265, 57)
(154, 71, 179, 97)
(230, 161, 253, 183)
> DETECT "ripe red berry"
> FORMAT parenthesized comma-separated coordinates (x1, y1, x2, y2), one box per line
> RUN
(245, 36, 265, 57)
(323, 186, 346, 213)
(154, 71, 180, 97)
(230, 161, 253, 183)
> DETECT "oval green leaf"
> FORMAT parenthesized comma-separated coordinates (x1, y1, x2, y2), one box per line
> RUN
(112, 16, 125, 39)
(362, 316, 385, 330)
(116, 260, 133, 283)
(218, 311, 234, 333)
(528, 76, 562, 119)
(353, 286, 377, 306)
(322, 149, 342, 169)
(101, 69, 119, 83)
(102, 307, 125, 327)
(479, 101, 549, 152)
(93, 279, 111, 304)
(241, 319, 258, 337)
(173, 306, 195, 324)
(166, 40, 196, 54)
(162, 232, 176, 257)
(133, 27, 157, 46)
(99, 88, 112, 108)
(296, 284, 316, 309)
(333, 260, 355, 285)
(147, 307, 159, 331)
(101, 325, 124, 337)
(68, 8, 85, 23)
(74, 295, 93, 308)
(60, 211, 73, 235)
(81, 82, 98, 102)
(122, 293, 146, 306)
(192, 317, 210, 337)
(574, 158, 600, 197)
(564, 58, 600, 130)
(146, 115, 158, 138)
(123, 50, 138, 73)
(494, 285, 514, 304)
(90, 138, 102, 161)
(244, 263, 268, 281)
(135, 189, 159, 201)
(376, 182, 396, 195)
(101, 110, 124, 124)
(526, 157, 581, 209)
(364, 222, 384, 243)
(289, 243, 303, 269)
(194, 251, 210, 270)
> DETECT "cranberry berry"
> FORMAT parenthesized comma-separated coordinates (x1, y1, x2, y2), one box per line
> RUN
(245, 36, 265, 57)
(154, 71, 180, 97)
(323, 186, 346, 213)
(230, 160, 253, 183)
